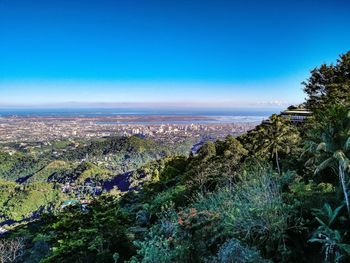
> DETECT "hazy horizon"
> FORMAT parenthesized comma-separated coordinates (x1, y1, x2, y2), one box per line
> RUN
(0, 80, 304, 107)
(0, 100, 290, 109)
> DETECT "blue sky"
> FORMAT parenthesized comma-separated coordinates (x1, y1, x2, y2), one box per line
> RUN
(0, 0, 350, 107)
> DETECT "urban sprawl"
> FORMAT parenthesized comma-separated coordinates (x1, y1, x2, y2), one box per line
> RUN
(0, 115, 258, 145)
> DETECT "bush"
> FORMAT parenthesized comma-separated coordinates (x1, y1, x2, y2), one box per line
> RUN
(130, 209, 190, 263)
(194, 172, 289, 242)
(132, 169, 289, 262)
(215, 238, 270, 263)
(192, 170, 291, 259)
(149, 184, 187, 215)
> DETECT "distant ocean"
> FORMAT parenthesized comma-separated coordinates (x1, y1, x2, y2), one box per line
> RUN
(0, 107, 283, 123)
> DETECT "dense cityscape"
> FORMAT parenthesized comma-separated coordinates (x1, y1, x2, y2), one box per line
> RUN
(0, 115, 258, 144)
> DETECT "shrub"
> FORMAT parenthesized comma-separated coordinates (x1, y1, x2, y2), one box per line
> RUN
(215, 238, 270, 263)
(192, 171, 291, 259)
(132, 169, 289, 262)
(130, 209, 190, 263)
(149, 185, 187, 215)
(308, 203, 350, 263)
(194, 172, 289, 243)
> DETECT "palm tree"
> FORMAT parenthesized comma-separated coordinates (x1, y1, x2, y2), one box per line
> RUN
(255, 115, 300, 174)
(305, 105, 350, 217)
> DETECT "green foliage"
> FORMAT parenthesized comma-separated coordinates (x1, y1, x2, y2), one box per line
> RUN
(61, 136, 191, 174)
(215, 238, 270, 263)
(286, 178, 336, 219)
(184, 136, 248, 191)
(3, 51, 350, 263)
(0, 136, 193, 226)
(41, 197, 133, 263)
(0, 180, 64, 222)
(308, 203, 350, 262)
(240, 114, 300, 174)
(304, 104, 350, 217)
(74, 161, 112, 183)
(0, 151, 49, 181)
(129, 208, 192, 263)
(193, 170, 290, 256)
(148, 184, 187, 215)
(303, 51, 350, 111)
(131, 168, 288, 262)
(197, 141, 216, 161)
(27, 160, 74, 183)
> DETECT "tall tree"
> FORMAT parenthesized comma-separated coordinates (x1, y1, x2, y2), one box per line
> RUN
(303, 51, 350, 110)
(305, 105, 350, 217)
(253, 115, 300, 174)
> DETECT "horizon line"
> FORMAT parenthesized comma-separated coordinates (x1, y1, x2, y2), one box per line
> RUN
(0, 101, 299, 109)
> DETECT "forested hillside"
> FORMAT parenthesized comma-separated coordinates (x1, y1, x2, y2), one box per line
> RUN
(1, 51, 350, 263)
(0, 136, 193, 227)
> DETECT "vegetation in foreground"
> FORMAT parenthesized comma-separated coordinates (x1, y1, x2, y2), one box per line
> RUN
(1, 51, 350, 262)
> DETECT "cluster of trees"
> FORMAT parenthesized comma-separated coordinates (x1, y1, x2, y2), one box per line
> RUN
(0, 136, 194, 225)
(0, 151, 49, 181)
(0, 180, 64, 222)
(0, 136, 192, 183)
(2, 51, 350, 262)
(60, 136, 192, 173)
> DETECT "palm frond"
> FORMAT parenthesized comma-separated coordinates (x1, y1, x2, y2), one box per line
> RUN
(344, 137, 350, 151)
(333, 150, 347, 164)
(338, 244, 350, 255)
(329, 204, 344, 226)
(315, 157, 334, 175)
(316, 142, 327, 152)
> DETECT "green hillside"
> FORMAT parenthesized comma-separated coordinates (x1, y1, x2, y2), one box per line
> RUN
(2, 52, 350, 263)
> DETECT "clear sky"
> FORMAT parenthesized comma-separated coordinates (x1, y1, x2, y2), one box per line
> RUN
(0, 0, 349, 107)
